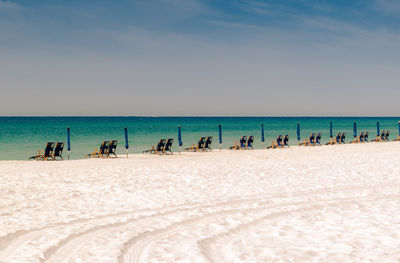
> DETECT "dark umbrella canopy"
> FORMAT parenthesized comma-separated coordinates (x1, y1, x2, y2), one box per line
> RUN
(67, 127, 71, 151)
(297, 123, 300, 141)
(178, 126, 183, 147)
(377, 121, 380, 137)
(330, 122, 333, 138)
(218, 124, 222, 144)
(261, 124, 265, 143)
(124, 128, 129, 149)
(353, 122, 357, 138)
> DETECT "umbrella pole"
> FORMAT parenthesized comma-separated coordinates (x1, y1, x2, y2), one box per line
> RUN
(68, 151, 70, 160)
(126, 149, 128, 158)
(179, 146, 181, 155)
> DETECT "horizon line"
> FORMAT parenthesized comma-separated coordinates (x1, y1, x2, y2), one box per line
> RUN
(0, 115, 400, 118)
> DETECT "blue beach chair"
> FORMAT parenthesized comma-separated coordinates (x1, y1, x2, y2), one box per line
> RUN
(340, 133, 346, 144)
(230, 136, 247, 150)
(267, 135, 283, 149)
(315, 133, 321, 145)
(246, 136, 254, 149)
(283, 134, 289, 147)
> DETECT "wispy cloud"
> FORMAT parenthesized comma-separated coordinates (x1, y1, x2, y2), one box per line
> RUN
(375, 0, 400, 12)
(234, 0, 272, 16)
(0, 0, 19, 11)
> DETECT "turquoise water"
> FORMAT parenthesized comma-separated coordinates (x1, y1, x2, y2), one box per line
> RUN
(0, 117, 399, 160)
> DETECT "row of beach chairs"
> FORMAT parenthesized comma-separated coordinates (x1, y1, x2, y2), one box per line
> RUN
(30, 129, 399, 160)
(229, 136, 254, 150)
(267, 135, 289, 149)
(371, 131, 390, 142)
(300, 133, 322, 146)
(29, 142, 65, 160)
(326, 133, 346, 145)
(143, 138, 174, 155)
(185, 137, 213, 152)
(350, 132, 369, 143)
(86, 140, 118, 158)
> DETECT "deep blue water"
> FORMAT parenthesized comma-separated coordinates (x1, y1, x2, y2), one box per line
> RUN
(0, 117, 399, 160)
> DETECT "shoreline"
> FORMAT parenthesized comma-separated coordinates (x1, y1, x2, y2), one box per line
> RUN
(1, 141, 399, 162)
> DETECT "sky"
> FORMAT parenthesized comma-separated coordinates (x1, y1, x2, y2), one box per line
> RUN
(1, 0, 400, 116)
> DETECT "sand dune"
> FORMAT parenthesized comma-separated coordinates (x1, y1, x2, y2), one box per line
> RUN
(1, 142, 400, 262)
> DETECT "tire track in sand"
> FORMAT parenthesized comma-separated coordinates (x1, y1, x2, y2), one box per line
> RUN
(119, 193, 400, 263)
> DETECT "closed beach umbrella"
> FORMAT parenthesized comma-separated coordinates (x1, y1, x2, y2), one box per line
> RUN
(178, 126, 182, 154)
(124, 128, 129, 158)
(330, 121, 333, 138)
(398, 121, 400, 137)
(296, 123, 300, 142)
(377, 121, 380, 137)
(67, 127, 71, 160)
(218, 124, 222, 151)
(353, 122, 357, 138)
(261, 124, 265, 141)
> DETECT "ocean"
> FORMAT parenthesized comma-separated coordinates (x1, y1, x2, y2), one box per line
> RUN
(0, 117, 399, 160)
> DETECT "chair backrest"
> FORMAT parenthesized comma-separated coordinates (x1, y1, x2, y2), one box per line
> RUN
(204, 136, 213, 148)
(164, 138, 174, 152)
(336, 133, 340, 142)
(277, 135, 282, 146)
(310, 133, 315, 143)
(44, 142, 55, 157)
(198, 137, 206, 148)
(54, 142, 64, 157)
(247, 136, 254, 147)
(240, 136, 247, 147)
(316, 133, 321, 142)
(283, 135, 289, 145)
(364, 132, 369, 141)
(381, 131, 385, 139)
(108, 140, 118, 154)
(156, 139, 166, 151)
(341, 133, 346, 143)
(385, 131, 390, 140)
(100, 141, 109, 154)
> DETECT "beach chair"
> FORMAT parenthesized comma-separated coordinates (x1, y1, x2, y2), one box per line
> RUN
(53, 142, 64, 160)
(163, 138, 174, 154)
(351, 132, 364, 144)
(359, 132, 365, 143)
(385, 131, 390, 141)
(204, 136, 213, 151)
(29, 142, 55, 160)
(315, 133, 321, 145)
(363, 132, 368, 142)
(340, 133, 346, 144)
(86, 141, 109, 158)
(230, 136, 247, 150)
(381, 131, 386, 141)
(246, 136, 254, 149)
(267, 135, 283, 149)
(326, 133, 340, 145)
(334, 133, 341, 144)
(283, 134, 289, 147)
(107, 140, 118, 158)
(185, 137, 206, 152)
(373, 131, 386, 142)
(300, 133, 315, 146)
(143, 139, 166, 154)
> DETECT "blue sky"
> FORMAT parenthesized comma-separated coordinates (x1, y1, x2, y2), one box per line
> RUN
(1, 0, 400, 116)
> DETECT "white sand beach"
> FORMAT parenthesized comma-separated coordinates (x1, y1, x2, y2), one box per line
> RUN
(1, 142, 400, 262)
